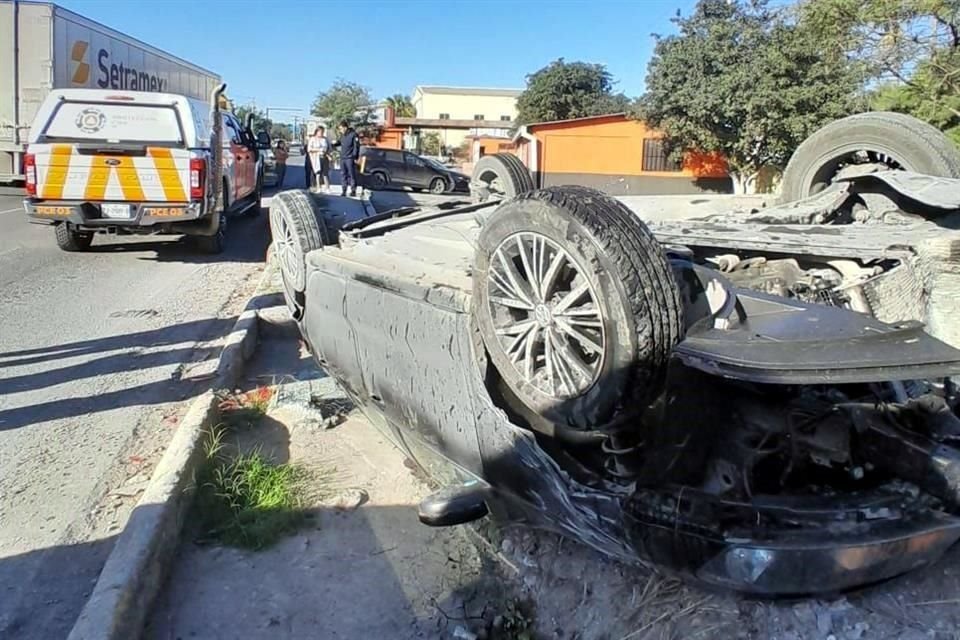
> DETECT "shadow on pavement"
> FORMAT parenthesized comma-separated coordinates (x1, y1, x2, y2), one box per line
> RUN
(89, 205, 270, 265)
(0, 304, 285, 430)
(146, 501, 510, 640)
(0, 530, 117, 640)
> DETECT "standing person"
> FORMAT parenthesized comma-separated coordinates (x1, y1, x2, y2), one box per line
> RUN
(307, 126, 331, 193)
(333, 120, 360, 197)
(273, 139, 288, 188)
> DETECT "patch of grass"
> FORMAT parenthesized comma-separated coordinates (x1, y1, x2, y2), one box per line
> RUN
(194, 425, 312, 550)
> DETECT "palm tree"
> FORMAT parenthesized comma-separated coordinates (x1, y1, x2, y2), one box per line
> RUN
(385, 94, 416, 117)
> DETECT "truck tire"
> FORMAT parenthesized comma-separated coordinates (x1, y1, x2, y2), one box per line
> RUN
(195, 212, 226, 254)
(55, 223, 93, 252)
(269, 190, 329, 320)
(780, 112, 960, 203)
(473, 185, 683, 429)
(471, 153, 535, 203)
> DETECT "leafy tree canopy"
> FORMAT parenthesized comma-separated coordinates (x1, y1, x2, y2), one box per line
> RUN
(234, 104, 272, 135)
(386, 94, 416, 117)
(637, 0, 864, 192)
(516, 59, 630, 125)
(802, 0, 960, 142)
(311, 79, 374, 129)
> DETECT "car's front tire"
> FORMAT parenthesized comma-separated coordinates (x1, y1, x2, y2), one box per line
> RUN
(429, 177, 448, 194)
(473, 186, 683, 429)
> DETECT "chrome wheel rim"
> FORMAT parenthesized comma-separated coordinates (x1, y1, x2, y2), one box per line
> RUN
(270, 208, 303, 289)
(486, 232, 605, 398)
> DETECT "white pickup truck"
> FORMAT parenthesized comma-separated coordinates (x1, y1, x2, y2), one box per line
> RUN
(22, 86, 264, 253)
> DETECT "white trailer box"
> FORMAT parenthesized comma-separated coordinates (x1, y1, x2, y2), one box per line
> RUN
(0, 1, 221, 181)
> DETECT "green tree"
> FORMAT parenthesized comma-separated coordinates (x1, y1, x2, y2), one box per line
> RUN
(269, 123, 292, 142)
(234, 104, 272, 135)
(802, 0, 960, 141)
(311, 79, 374, 129)
(420, 131, 442, 155)
(385, 94, 416, 117)
(638, 0, 864, 193)
(516, 59, 630, 125)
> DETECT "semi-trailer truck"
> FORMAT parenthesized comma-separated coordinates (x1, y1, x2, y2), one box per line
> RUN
(0, 0, 221, 183)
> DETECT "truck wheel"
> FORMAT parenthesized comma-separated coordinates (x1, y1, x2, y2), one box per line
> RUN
(55, 223, 93, 252)
(471, 153, 535, 203)
(780, 111, 960, 203)
(473, 186, 683, 429)
(269, 190, 329, 320)
(195, 212, 226, 254)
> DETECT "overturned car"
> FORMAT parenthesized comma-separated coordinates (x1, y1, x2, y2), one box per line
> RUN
(269, 112, 960, 595)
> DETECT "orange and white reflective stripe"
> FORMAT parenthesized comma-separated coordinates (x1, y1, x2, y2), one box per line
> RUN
(32, 144, 191, 203)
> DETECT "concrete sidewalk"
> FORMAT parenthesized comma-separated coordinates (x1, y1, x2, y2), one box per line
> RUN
(145, 304, 514, 640)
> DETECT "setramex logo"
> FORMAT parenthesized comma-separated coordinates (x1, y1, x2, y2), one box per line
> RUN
(70, 40, 90, 85)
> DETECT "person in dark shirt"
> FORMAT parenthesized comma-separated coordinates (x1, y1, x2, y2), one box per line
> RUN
(333, 120, 361, 197)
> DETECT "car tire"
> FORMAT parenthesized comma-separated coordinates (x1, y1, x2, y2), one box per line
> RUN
(429, 177, 447, 194)
(55, 223, 93, 252)
(473, 185, 683, 429)
(269, 189, 329, 320)
(471, 153, 535, 203)
(370, 171, 389, 190)
(780, 111, 960, 203)
(195, 212, 226, 254)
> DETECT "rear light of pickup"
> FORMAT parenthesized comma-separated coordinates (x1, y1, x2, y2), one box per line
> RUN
(24, 153, 36, 196)
(189, 158, 205, 200)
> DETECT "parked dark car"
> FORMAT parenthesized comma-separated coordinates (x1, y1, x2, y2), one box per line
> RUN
(360, 147, 469, 194)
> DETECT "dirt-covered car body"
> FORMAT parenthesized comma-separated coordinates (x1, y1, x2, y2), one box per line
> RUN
(287, 188, 960, 596)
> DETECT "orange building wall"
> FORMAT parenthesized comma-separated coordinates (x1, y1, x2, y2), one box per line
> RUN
(531, 116, 727, 179)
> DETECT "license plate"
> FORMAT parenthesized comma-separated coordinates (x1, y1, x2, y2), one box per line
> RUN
(101, 203, 132, 219)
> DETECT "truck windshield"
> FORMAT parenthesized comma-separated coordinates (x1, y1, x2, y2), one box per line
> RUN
(39, 101, 184, 145)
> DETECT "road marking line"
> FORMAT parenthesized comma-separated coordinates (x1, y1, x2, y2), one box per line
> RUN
(0, 207, 22, 215)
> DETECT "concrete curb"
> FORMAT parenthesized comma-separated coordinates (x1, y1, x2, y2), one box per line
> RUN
(67, 263, 279, 640)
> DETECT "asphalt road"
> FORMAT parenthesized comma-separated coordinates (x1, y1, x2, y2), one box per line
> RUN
(0, 159, 294, 637)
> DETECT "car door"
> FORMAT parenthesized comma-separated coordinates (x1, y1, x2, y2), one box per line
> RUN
(402, 152, 431, 188)
(380, 150, 403, 184)
(224, 115, 254, 202)
(221, 115, 240, 204)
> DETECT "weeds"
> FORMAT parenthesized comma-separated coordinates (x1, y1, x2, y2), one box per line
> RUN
(193, 385, 314, 550)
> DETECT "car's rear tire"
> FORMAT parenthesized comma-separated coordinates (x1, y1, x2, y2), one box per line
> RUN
(429, 177, 447, 194)
(780, 111, 960, 203)
(195, 212, 226, 254)
(369, 171, 389, 190)
(54, 223, 93, 252)
(473, 186, 683, 429)
(269, 189, 329, 320)
(471, 153, 535, 203)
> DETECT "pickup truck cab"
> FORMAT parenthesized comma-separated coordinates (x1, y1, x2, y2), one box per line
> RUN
(22, 88, 263, 253)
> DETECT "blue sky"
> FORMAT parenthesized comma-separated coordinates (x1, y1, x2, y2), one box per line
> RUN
(59, 0, 696, 121)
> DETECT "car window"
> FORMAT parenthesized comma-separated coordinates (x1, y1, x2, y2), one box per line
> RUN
(384, 150, 404, 163)
(223, 117, 242, 145)
(405, 154, 426, 168)
(41, 101, 184, 145)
